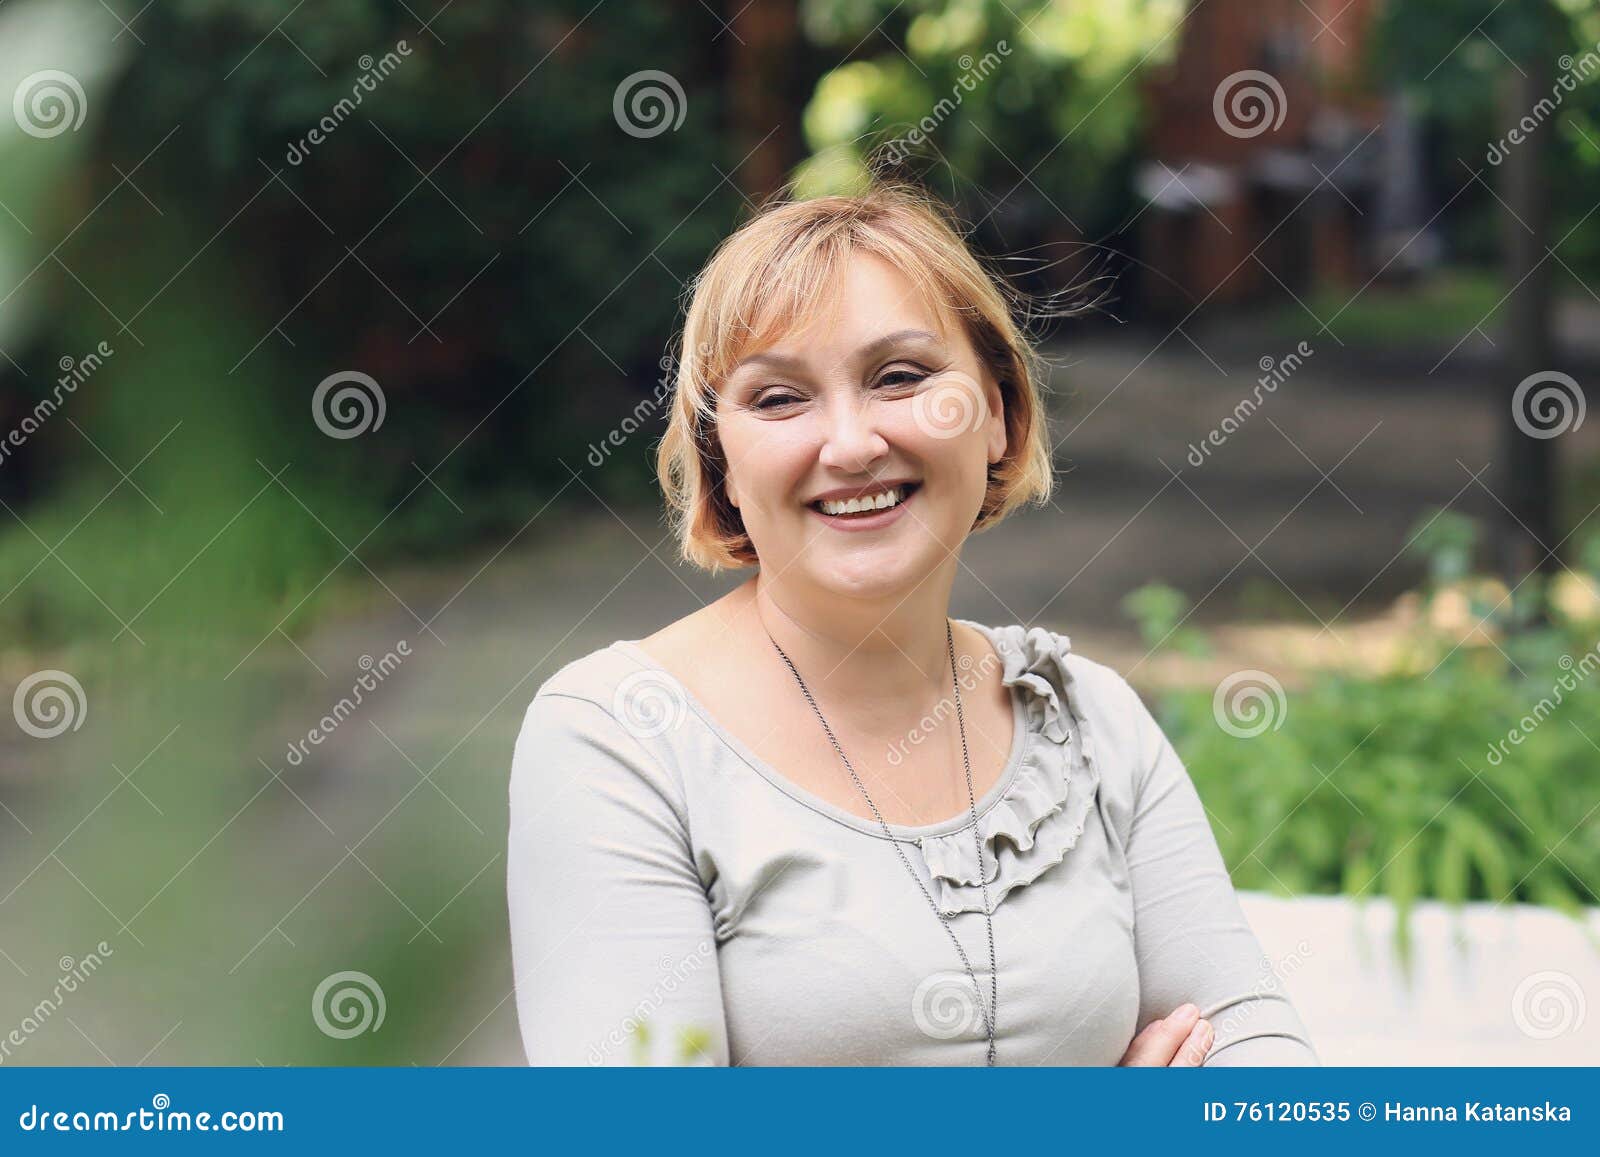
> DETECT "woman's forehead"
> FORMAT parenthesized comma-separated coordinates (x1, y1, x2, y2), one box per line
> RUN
(733, 258, 956, 367)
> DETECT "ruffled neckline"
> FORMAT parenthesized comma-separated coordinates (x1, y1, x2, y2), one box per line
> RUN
(611, 620, 1101, 916)
(916, 621, 1102, 916)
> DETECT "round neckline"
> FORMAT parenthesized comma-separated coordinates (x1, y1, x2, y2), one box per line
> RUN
(609, 618, 1032, 842)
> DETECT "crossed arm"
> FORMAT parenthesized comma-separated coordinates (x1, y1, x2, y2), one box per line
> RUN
(1112, 673, 1320, 1066)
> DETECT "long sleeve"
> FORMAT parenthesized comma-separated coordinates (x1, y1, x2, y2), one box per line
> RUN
(1119, 680, 1321, 1066)
(507, 691, 729, 1066)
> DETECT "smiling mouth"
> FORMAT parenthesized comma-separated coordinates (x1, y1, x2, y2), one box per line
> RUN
(807, 482, 921, 518)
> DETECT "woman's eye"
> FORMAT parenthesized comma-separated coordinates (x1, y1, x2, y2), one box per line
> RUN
(877, 369, 929, 389)
(754, 391, 802, 410)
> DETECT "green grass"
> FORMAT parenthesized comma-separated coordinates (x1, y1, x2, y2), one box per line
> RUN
(1267, 269, 1505, 348)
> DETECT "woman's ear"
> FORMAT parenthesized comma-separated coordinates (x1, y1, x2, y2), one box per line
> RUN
(984, 373, 1007, 465)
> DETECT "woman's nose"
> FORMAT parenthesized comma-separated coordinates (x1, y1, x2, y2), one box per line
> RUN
(816, 395, 889, 472)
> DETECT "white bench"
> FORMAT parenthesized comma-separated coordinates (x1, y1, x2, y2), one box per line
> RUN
(1237, 891, 1600, 1065)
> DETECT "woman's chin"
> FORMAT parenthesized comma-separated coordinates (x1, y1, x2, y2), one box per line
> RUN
(803, 548, 936, 602)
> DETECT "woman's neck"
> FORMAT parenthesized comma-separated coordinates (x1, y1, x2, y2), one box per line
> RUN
(740, 569, 958, 713)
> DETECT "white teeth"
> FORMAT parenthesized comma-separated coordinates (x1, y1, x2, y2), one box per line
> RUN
(817, 485, 908, 517)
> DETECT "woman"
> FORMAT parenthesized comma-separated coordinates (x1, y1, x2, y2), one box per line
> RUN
(507, 182, 1319, 1067)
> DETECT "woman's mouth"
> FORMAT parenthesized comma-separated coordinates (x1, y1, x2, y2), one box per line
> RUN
(806, 482, 921, 530)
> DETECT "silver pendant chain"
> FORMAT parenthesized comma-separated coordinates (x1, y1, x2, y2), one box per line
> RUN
(764, 618, 998, 1065)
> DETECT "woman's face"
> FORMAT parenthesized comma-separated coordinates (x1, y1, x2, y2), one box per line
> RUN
(714, 252, 1008, 599)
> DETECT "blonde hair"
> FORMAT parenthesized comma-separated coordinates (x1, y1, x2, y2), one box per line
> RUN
(656, 180, 1055, 573)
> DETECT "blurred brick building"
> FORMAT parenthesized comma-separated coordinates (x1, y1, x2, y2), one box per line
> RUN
(1136, 0, 1429, 317)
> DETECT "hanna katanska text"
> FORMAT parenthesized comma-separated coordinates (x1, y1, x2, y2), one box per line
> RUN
(1385, 1101, 1571, 1123)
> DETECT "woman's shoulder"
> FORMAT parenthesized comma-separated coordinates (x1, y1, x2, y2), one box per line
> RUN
(530, 636, 651, 712)
(529, 600, 729, 719)
(519, 604, 736, 737)
(511, 639, 694, 815)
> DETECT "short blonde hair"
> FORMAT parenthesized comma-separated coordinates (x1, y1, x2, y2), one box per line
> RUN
(656, 180, 1055, 573)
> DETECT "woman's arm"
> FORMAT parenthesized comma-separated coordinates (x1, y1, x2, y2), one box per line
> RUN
(507, 691, 728, 1065)
(1116, 677, 1320, 1066)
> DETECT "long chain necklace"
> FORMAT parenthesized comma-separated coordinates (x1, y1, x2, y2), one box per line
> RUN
(764, 618, 998, 1065)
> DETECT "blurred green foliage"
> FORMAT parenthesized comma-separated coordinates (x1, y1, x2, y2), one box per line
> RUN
(0, 0, 739, 622)
(797, 0, 1184, 250)
(629, 1018, 716, 1066)
(1373, 0, 1600, 272)
(0, 0, 750, 658)
(1128, 515, 1600, 979)
(0, 0, 745, 1062)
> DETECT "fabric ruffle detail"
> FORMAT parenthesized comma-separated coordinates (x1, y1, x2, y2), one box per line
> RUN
(916, 625, 1101, 916)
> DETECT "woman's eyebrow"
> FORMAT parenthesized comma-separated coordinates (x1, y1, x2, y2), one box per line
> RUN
(731, 328, 944, 376)
(732, 350, 805, 374)
(854, 328, 944, 363)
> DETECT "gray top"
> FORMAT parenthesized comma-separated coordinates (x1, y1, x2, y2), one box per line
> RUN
(507, 620, 1320, 1066)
